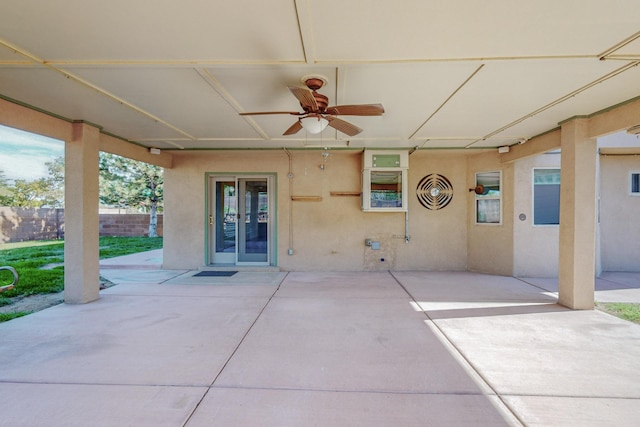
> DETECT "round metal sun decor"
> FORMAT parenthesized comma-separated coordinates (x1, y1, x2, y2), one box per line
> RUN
(416, 174, 454, 210)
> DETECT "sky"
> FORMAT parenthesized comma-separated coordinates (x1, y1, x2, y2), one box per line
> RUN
(0, 124, 64, 182)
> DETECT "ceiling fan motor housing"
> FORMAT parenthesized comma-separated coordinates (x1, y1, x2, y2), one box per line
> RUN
(312, 92, 328, 111)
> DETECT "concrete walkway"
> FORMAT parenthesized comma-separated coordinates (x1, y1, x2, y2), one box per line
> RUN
(1, 253, 639, 426)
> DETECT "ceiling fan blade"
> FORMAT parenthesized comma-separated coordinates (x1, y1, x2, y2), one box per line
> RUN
(325, 104, 384, 116)
(288, 86, 318, 111)
(283, 120, 303, 136)
(326, 116, 363, 136)
(239, 111, 299, 116)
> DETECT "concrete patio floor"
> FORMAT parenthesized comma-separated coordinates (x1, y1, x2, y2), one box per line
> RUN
(1, 252, 640, 426)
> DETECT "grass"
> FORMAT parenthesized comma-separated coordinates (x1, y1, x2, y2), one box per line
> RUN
(596, 302, 640, 324)
(0, 311, 30, 322)
(0, 237, 162, 302)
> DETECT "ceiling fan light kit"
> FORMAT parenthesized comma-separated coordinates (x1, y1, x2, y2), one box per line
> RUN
(300, 115, 329, 134)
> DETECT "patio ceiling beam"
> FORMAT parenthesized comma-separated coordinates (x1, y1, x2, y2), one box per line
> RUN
(0, 96, 73, 142)
(99, 133, 173, 169)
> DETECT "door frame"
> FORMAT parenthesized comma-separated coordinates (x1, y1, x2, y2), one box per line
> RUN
(205, 172, 277, 267)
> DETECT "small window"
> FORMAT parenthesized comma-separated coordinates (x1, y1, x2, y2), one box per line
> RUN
(362, 150, 408, 212)
(631, 172, 640, 195)
(475, 171, 501, 224)
(370, 171, 403, 208)
(533, 168, 560, 225)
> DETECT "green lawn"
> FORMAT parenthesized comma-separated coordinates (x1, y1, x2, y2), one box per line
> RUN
(597, 302, 640, 324)
(0, 237, 162, 304)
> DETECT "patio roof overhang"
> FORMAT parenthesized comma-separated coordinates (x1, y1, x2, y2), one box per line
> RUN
(0, 1, 639, 152)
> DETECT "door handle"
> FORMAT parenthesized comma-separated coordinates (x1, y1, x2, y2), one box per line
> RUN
(209, 215, 214, 225)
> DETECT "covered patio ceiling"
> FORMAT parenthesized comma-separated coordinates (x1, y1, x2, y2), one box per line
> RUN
(0, 1, 639, 151)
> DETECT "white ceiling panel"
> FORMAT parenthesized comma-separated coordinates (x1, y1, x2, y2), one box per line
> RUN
(309, 0, 640, 61)
(0, 67, 186, 140)
(65, 67, 261, 139)
(333, 63, 484, 141)
(489, 64, 640, 143)
(0, 0, 304, 62)
(413, 59, 623, 140)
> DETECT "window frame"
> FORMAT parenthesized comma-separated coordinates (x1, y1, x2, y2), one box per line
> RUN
(630, 171, 640, 196)
(361, 150, 409, 212)
(532, 167, 561, 226)
(474, 170, 502, 225)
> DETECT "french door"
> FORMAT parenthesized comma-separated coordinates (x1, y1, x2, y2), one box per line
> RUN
(208, 175, 273, 265)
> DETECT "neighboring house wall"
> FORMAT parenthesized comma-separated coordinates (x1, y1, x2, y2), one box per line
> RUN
(513, 153, 561, 277)
(163, 150, 475, 272)
(0, 208, 162, 242)
(599, 154, 640, 271)
(509, 131, 640, 276)
(598, 131, 640, 271)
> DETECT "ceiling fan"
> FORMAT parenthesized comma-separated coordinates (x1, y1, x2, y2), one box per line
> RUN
(239, 75, 384, 137)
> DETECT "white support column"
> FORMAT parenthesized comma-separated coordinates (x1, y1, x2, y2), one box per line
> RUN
(558, 118, 597, 309)
(64, 122, 100, 304)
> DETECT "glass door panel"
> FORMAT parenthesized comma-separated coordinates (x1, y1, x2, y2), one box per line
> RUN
(237, 178, 268, 263)
(211, 179, 236, 264)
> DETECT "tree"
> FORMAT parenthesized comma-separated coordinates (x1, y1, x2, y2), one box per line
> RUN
(43, 156, 64, 208)
(99, 153, 163, 237)
(10, 179, 52, 207)
(0, 160, 64, 208)
(0, 170, 13, 206)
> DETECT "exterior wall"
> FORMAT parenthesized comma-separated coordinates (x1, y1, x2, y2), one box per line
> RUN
(599, 154, 640, 271)
(0, 208, 160, 242)
(163, 150, 469, 271)
(512, 153, 561, 277)
(163, 145, 640, 275)
(467, 152, 514, 276)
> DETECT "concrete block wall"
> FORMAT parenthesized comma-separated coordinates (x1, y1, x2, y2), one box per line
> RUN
(0, 207, 64, 242)
(98, 214, 163, 237)
(0, 207, 162, 242)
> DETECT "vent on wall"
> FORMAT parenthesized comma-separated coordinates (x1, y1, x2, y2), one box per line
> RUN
(416, 174, 454, 210)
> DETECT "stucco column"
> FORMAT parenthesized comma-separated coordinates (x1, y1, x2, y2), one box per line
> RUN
(558, 118, 597, 309)
(64, 122, 100, 304)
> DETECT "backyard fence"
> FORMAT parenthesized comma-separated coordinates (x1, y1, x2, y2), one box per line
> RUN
(0, 207, 163, 243)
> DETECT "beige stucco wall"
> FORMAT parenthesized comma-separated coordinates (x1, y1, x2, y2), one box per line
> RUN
(467, 152, 514, 276)
(163, 149, 470, 271)
(512, 153, 561, 277)
(599, 154, 640, 271)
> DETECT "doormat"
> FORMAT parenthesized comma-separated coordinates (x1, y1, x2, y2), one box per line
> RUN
(193, 271, 238, 277)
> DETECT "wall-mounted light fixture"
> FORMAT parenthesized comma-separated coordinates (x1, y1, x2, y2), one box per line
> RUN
(498, 146, 510, 154)
(627, 124, 640, 135)
(149, 148, 161, 155)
